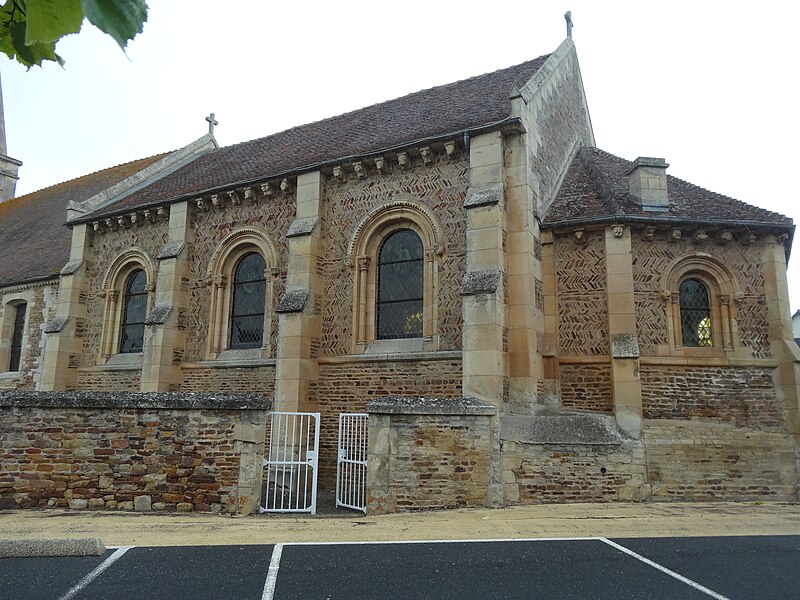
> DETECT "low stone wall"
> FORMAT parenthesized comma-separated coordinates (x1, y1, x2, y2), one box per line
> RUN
(0, 391, 270, 514)
(644, 421, 798, 500)
(366, 397, 495, 514)
(500, 413, 649, 503)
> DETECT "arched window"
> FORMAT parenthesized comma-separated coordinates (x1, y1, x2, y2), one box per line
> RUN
(119, 269, 147, 353)
(349, 200, 445, 353)
(679, 278, 712, 347)
(206, 228, 278, 358)
(8, 302, 26, 371)
(377, 229, 424, 339)
(229, 252, 267, 349)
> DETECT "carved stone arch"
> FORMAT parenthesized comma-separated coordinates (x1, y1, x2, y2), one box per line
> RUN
(98, 247, 156, 363)
(661, 252, 741, 352)
(348, 200, 444, 353)
(206, 227, 279, 358)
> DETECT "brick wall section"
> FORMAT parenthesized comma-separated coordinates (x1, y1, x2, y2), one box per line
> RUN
(320, 158, 468, 355)
(631, 235, 770, 357)
(181, 365, 276, 397)
(184, 199, 295, 362)
(316, 357, 462, 484)
(559, 363, 613, 412)
(366, 397, 494, 514)
(641, 365, 781, 429)
(75, 368, 141, 392)
(555, 232, 608, 356)
(82, 223, 168, 366)
(0, 391, 269, 513)
(644, 421, 797, 500)
(503, 441, 647, 503)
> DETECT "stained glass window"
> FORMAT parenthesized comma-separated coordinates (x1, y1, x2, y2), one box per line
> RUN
(230, 252, 266, 349)
(377, 229, 423, 339)
(119, 270, 147, 353)
(680, 278, 712, 347)
(8, 302, 26, 371)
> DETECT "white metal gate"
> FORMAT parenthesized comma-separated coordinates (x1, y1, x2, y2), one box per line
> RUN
(336, 412, 369, 513)
(261, 411, 320, 514)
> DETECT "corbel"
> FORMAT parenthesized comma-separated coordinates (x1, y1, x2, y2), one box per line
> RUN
(260, 182, 274, 198)
(642, 226, 656, 242)
(397, 151, 410, 169)
(194, 199, 209, 212)
(117, 215, 129, 229)
(668, 228, 682, 242)
(374, 157, 386, 174)
(226, 190, 241, 206)
(280, 178, 293, 194)
(419, 146, 433, 165)
(332, 166, 347, 183)
(352, 161, 367, 179)
(444, 140, 457, 159)
(129, 212, 140, 226)
(658, 289, 672, 304)
(740, 232, 757, 245)
(144, 209, 158, 222)
(243, 187, 256, 203)
(211, 194, 224, 210)
(693, 230, 709, 244)
(156, 206, 169, 221)
(92, 221, 104, 234)
(104, 218, 118, 231)
(716, 230, 733, 245)
(573, 228, 587, 245)
(612, 225, 624, 238)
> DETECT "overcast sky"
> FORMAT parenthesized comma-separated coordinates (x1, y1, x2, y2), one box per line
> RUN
(2, 1, 798, 312)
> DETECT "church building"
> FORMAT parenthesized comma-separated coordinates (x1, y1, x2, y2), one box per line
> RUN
(1, 37, 798, 513)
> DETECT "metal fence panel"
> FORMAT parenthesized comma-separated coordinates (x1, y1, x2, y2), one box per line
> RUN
(336, 412, 369, 513)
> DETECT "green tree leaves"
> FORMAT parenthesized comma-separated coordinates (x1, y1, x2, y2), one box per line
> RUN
(0, 0, 148, 68)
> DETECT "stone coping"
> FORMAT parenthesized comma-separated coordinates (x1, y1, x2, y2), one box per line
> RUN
(366, 396, 496, 416)
(500, 413, 631, 445)
(0, 391, 271, 411)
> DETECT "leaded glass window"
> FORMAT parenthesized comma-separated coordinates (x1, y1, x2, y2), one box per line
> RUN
(377, 229, 423, 339)
(119, 270, 147, 353)
(8, 302, 26, 371)
(680, 278, 712, 347)
(229, 252, 266, 349)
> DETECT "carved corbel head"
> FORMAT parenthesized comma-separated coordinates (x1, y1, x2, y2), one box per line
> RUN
(332, 166, 347, 183)
(612, 225, 624, 238)
(668, 228, 682, 242)
(444, 141, 457, 159)
(419, 147, 433, 165)
(397, 152, 410, 169)
(280, 178, 293, 194)
(573, 228, 587, 245)
(352, 162, 367, 179)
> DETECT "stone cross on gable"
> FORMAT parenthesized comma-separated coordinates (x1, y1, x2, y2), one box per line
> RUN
(205, 113, 218, 134)
(564, 11, 573, 40)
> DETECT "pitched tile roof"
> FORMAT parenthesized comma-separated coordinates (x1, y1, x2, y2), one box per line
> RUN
(544, 147, 793, 228)
(0, 155, 165, 288)
(84, 54, 551, 220)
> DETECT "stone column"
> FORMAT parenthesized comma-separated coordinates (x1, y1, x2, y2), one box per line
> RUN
(274, 172, 323, 413)
(605, 225, 643, 437)
(39, 224, 92, 391)
(140, 201, 192, 392)
(504, 132, 540, 408)
(760, 234, 800, 438)
(461, 130, 508, 508)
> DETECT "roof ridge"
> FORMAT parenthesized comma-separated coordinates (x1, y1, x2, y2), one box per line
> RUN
(219, 54, 552, 153)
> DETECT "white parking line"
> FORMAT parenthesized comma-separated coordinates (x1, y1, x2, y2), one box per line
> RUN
(599, 538, 732, 600)
(262, 543, 284, 600)
(57, 546, 131, 600)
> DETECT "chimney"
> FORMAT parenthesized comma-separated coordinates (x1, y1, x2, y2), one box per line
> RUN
(0, 71, 22, 202)
(627, 157, 668, 212)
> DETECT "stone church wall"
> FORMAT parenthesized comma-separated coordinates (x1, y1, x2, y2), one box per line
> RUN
(0, 281, 58, 390)
(644, 421, 797, 500)
(559, 363, 613, 412)
(183, 198, 295, 362)
(319, 157, 468, 356)
(75, 367, 141, 392)
(80, 222, 168, 369)
(631, 234, 770, 358)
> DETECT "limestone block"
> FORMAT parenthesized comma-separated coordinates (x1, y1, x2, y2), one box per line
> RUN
(134, 495, 152, 511)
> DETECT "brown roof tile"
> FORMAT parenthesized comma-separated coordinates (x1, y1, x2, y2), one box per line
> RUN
(85, 54, 550, 220)
(544, 147, 793, 228)
(0, 155, 165, 288)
